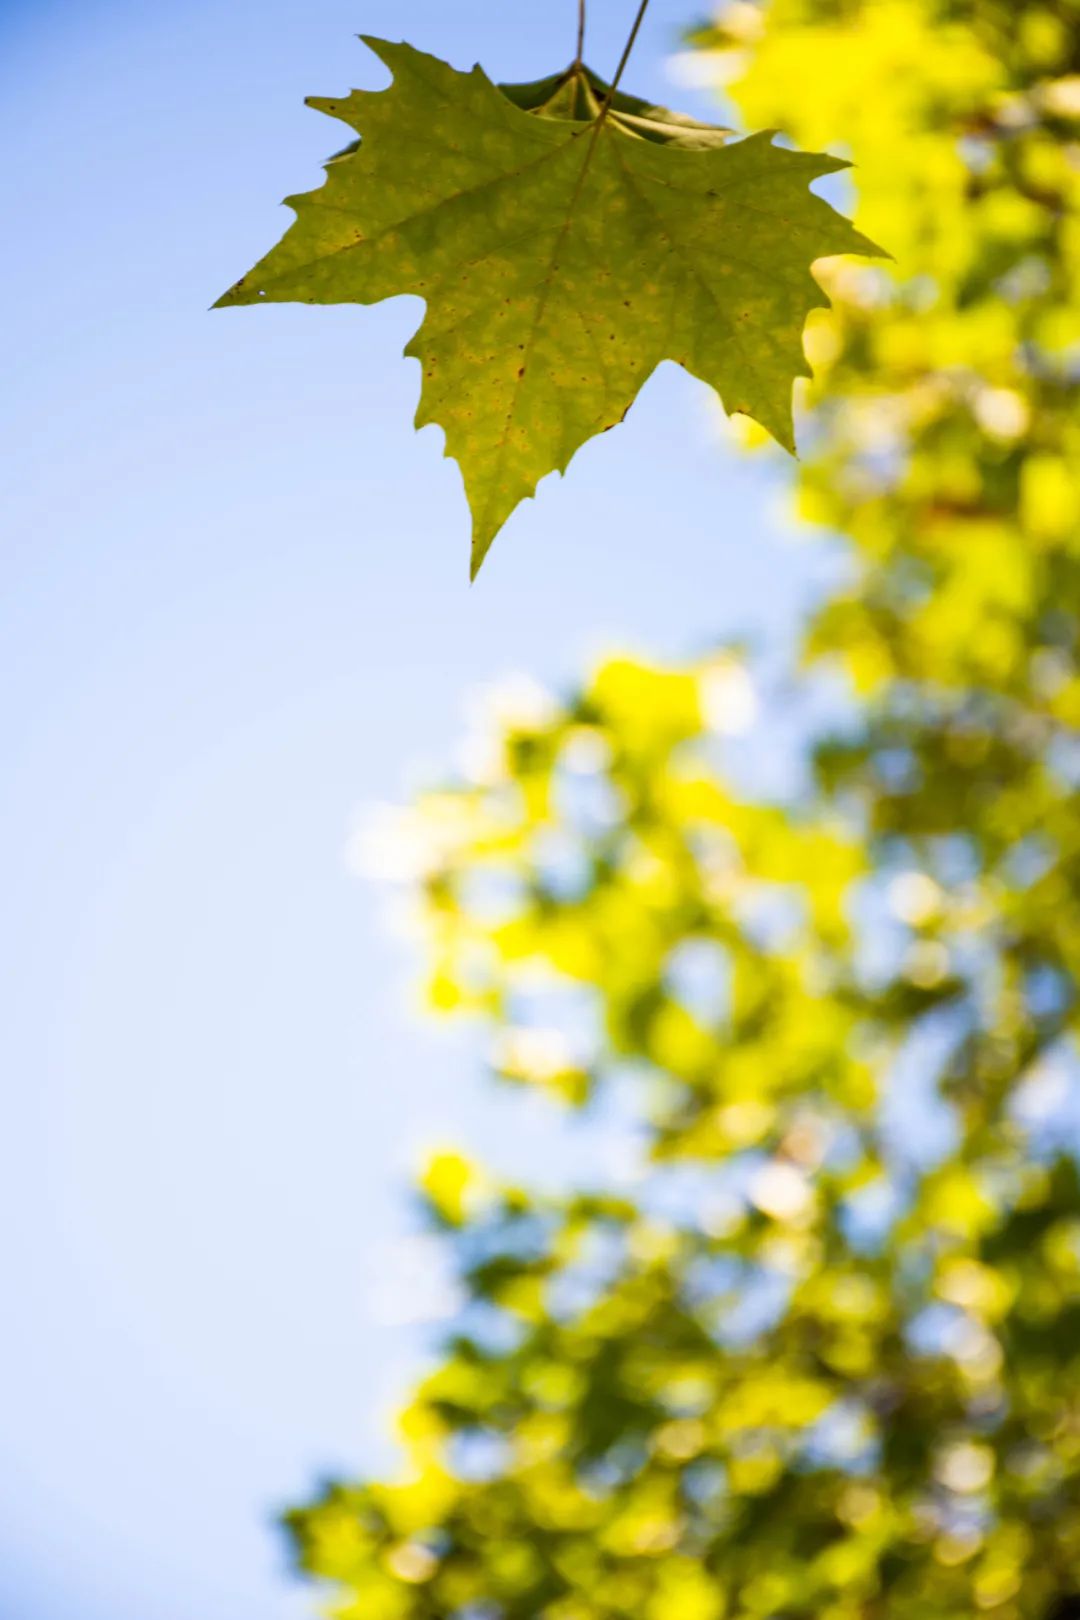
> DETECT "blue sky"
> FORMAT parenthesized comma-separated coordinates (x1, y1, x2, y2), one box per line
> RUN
(0, 2, 841, 1615)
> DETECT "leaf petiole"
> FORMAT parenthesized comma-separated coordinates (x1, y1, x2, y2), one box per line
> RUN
(598, 0, 652, 126)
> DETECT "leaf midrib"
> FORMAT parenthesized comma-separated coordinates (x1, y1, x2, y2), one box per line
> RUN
(240, 121, 584, 298)
(468, 117, 641, 564)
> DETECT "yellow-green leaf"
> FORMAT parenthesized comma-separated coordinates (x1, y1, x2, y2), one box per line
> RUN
(216, 38, 883, 575)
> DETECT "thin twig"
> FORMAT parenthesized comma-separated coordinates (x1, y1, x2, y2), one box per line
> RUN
(575, 0, 587, 67)
(598, 0, 651, 120)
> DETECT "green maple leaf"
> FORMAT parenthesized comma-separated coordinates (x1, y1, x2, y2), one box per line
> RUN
(216, 39, 883, 577)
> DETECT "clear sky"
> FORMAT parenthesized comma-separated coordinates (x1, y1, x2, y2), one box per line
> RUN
(0, 2, 841, 1616)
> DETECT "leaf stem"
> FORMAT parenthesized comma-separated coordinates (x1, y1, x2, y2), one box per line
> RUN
(574, 0, 587, 68)
(599, 0, 652, 120)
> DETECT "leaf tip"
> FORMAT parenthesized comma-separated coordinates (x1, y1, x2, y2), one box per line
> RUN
(866, 235, 896, 263)
(767, 409, 798, 458)
(357, 34, 403, 71)
(469, 535, 492, 581)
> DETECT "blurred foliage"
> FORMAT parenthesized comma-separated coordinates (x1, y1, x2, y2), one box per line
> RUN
(287, 3, 1080, 1616)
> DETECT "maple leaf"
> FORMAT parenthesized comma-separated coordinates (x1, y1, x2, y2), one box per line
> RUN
(216, 39, 883, 577)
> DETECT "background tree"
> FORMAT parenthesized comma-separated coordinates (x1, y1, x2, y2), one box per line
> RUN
(286, 2, 1080, 1616)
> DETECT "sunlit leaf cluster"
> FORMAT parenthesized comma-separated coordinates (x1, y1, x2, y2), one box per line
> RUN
(287, 4, 1080, 1617)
